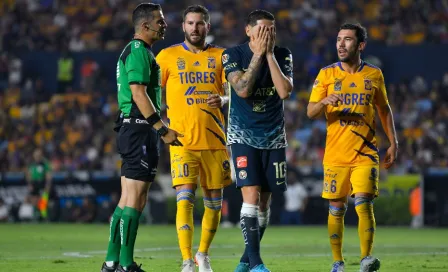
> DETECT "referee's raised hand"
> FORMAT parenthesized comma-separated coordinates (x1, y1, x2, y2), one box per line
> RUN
(162, 129, 184, 146)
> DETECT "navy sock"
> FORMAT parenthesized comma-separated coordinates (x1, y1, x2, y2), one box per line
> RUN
(240, 203, 262, 268)
(240, 208, 269, 264)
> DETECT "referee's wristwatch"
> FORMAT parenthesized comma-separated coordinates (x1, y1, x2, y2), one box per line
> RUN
(157, 125, 169, 137)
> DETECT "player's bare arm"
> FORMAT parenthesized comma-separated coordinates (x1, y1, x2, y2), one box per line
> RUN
(266, 26, 293, 99)
(376, 104, 398, 169)
(206, 82, 230, 108)
(130, 84, 183, 146)
(227, 26, 268, 98)
(307, 94, 342, 119)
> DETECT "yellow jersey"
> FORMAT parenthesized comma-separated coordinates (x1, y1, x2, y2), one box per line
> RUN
(156, 43, 227, 150)
(309, 61, 389, 166)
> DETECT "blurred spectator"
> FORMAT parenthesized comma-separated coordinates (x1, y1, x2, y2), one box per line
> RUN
(57, 50, 74, 93)
(74, 197, 96, 223)
(18, 196, 36, 222)
(60, 199, 76, 222)
(80, 57, 99, 92)
(281, 171, 308, 225)
(0, 199, 9, 222)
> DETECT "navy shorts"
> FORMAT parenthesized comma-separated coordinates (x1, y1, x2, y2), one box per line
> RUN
(117, 123, 159, 182)
(230, 143, 287, 192)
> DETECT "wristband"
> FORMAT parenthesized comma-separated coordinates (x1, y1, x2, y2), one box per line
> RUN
(146, 113, 161, 127)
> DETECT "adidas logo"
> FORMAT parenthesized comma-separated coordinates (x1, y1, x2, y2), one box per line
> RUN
(350, 82, 357, 88)
(178, 224, 192, 231)
(330, 234, 340, 239)
(193, 61, 200, 66)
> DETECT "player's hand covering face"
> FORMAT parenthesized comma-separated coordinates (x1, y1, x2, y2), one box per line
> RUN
(250, 24, 269, 56)
(266, 26, 276, 54)
(183, 12, 210, 47)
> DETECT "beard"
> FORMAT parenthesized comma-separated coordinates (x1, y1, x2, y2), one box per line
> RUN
(185, 32, 206, 47)
(338, 48, 358, 63)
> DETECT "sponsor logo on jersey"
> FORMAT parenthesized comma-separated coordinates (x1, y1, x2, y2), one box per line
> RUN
(236, 156, 247, 168)
(208, 57, 216, 69)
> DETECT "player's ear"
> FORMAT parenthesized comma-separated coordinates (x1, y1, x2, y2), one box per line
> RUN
(182, 22, 186, 33)
(206, 23, 211, 32)
(358, 41, 366, 52)
(245, 25, 251, 37)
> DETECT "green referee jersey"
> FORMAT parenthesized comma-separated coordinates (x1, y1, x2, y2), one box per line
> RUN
(117, 39, 162, 117)
(28, 161, 51, 183)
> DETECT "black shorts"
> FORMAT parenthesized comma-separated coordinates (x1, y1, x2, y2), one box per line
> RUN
(230, 143, 287, 192)
(117, 123, 160, 182)
(30, 183, 44, 196)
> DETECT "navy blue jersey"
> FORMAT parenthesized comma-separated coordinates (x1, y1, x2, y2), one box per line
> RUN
(223, 42, 293, 149)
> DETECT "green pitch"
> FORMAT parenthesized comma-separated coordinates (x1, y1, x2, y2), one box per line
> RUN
(1, 224, 447, 271)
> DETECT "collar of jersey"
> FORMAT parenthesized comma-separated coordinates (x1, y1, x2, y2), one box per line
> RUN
(181, 42, 210, 53)
(337, 60, 365, 73)
(133, 38, 151, 49)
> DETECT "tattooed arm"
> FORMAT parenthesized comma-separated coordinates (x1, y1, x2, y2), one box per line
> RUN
(227, 54, 264, 98)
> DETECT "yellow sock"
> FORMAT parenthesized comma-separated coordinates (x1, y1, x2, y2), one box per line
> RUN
(176, 189, 195, 260)
(355, 197, 375, 259)
(328, 204, 346, 262)
(198, 197, 222, 253)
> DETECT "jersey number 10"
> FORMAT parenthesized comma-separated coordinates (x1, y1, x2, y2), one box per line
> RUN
(273, 161, 286, 179)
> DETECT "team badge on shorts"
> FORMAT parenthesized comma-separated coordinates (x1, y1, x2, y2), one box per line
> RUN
(238, 170, 247, 180)
(222, 160, 230, 170)
(364, 79, 372, 91)
(334, 79, 342, 91)
(177, 57, 186, 70)
(208, 57, 216, 69)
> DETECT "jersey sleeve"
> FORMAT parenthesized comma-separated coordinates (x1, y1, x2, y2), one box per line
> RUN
(277, 47, 293, 78)
(222, 48, 242, 80)
(374, 71, 389, 106)
(309, 69, 327, 103)
(155, 49, 170, 88)
(125, 45, 151, 85)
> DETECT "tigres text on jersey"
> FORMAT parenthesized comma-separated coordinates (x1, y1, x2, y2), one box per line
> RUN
(156, 43, 227, 150)
(309, 61, 389, 166)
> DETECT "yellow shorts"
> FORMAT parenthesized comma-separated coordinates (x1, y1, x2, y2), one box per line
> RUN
(322, 164, 379, 199)
(170, 147, 232, 189)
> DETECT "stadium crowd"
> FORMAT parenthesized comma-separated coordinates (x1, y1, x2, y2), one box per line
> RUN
(1, 0, 448, 175)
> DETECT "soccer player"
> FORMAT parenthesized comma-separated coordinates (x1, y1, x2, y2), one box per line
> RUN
(101, 3, 182, 272)
(156, 5, 232, 272)
(223, 10, 293, 272)
(307, 23, 398, 272)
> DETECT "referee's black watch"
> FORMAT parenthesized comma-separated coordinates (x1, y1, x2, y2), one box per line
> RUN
(157, 125, 169, 137)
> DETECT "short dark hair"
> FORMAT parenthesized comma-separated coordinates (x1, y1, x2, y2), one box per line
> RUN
(246, 10, 275, 26)
(339, 23, 368, 44)
(183, 5, 210, 23)
(132, 3, 162, 27)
